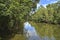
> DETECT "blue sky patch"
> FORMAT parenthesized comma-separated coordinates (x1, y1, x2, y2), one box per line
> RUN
(37, 0, 58, 8)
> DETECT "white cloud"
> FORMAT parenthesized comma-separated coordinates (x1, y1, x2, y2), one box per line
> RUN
(50, 1, 58, 4)
(43, 4, 48, 8)
(42, 0, 58, 8)
(37, 0, 58, 9)
(37, 4, 40, 9)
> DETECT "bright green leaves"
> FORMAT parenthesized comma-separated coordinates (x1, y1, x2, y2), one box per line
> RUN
(0, 0, 39, 34)
(31, 1, 60, 24)
(0, 0, 39, 39)
(23, 0, 31, 2)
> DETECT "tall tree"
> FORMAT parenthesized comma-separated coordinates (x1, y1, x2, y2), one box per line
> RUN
(0, 0, 39, 39)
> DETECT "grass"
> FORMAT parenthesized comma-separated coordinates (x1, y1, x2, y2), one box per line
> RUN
(10, 34, 25, 40)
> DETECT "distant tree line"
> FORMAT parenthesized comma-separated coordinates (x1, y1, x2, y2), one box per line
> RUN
(31, 1, 60, 24)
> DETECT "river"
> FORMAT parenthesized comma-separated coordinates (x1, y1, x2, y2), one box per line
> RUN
(24, 22, 60, 40)
(24, 22, 41, 40)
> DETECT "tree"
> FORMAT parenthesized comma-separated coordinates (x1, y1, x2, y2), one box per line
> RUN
(31, 1, 60, 24)
(0, 0, 39, 40)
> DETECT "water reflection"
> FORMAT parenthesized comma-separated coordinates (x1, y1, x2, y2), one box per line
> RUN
(24, 22, 56, 40)
(24, 22, 41, 40)
(42, 36, 55, 40)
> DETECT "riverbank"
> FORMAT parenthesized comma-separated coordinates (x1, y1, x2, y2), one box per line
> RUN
(29, 21, 60, 40)
(10, 34, 25, 40)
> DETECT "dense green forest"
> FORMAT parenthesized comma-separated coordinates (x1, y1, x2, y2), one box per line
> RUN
(0, 0, 39, 40)
(0, 0, 60, 40)
(29, 1, 60, 40)
(31, 1, 60, 24)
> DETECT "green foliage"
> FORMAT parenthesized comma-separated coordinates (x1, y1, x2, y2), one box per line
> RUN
(31, 1, 60, 24)
(30, 21, 60, 40)
(0, 0, 39, 40)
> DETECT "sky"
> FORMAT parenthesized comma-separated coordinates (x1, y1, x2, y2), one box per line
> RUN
(37, 0, 58, 8)
(24, 22, 36, 31)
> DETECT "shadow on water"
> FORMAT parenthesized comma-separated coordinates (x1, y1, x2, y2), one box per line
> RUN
(24, 22, 56, 40)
